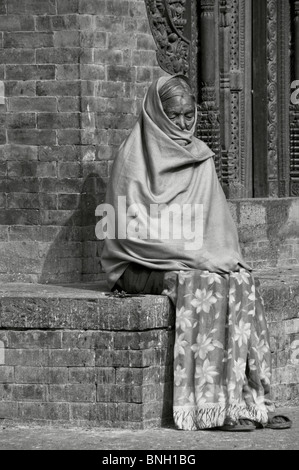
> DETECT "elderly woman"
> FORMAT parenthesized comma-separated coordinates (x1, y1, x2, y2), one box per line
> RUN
(101, 75, 291, 432)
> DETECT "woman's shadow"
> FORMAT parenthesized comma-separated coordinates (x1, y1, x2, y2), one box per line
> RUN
(40, 172, 106, 286)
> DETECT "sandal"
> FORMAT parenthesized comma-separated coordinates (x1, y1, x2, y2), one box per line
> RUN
(218, 418, 256, 432)
(265, 415, 292, 430)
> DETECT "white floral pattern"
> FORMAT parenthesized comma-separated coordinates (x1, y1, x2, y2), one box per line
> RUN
(191, 288, 218, 313)
(164, 269, 272, 430)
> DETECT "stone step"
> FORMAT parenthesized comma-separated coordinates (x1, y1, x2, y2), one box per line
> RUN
(0, 267, 298, 428)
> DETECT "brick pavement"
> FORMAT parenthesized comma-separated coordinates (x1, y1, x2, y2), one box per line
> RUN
(0, 406, 298, 450)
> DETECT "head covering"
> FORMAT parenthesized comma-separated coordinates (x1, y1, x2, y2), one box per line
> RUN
(100, 76, 250, 289)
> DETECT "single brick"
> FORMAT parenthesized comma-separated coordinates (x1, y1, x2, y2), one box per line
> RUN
(0, 49, 35, 64)
(18, 402, 70, 421)
(57, 193, 81, 209)
(6, 177, 39, 193)
(0, 209, 41, 226)
(68, 367, 96, 384)
(8, 226, 41, 242)
(5, 81, 36, 97)
(78, 0, 106, 14)
(69, 403, 97, 421)
(40, 209, 81, 226)
(5, 65, 55, 81)
(128, 1, 147, 17)
(95, 402, 143, 423)
(8, 161, 37, 178)
(7, 0, 57, 14)
(54, 30, 80, 47)
(0, 383, 13, 400)
(7, 129, 56, 146)
(12, 384, 47, 402)
(95, 349, 144, 368)
(40, 177, 83, 194)
(8, 97, 57, 112)
(37, 161, 57, 178)
(4, 144, 38, 161)
(106, 0, 129, 16)
(56, 64, 80, 80)
(39, 193, 58, 210)
(0, 225, 8, 241)
(57, 0, 79, 14)
(80, 65, 105, 81)
(0, 401, 18, 419)
(57, 129, 81, 145)
(107, 65, 136, 82)
(6, 113, 36, 129)
(58, 97, 81, 112)
(80, 31, 107, 48)
(62, 330, 114, 349)
(0, 193, 6, 209)
(96, 384, 142, 404)
(48, 349, 95, 367)
(137, 33, 156, 50)
(0, 366, 14, 383)
(58, 162, 81, 178)
(5, 349, 50, 367)
(51, 14, 81, 30)
(4, 32, 54, 49)
(0, 15, 35, 31)
(115, 368, 144, 386)
(0, 130, 6, 145)
(7, 193, 40, 210)
(137, 66, 152, 83)
(108, 32, 136, 50)
(37, 80, 81, 97)
(96, 368, 116, 385)
(106, 97, 136, 114)
(36, 47, 92, 64)
(14, 366, 68, 384)
(81, 80, 96, 96)
(38, 145, 81, 162)
(8, 330, 62, 349)
(49, 384, 96, 402)
(37, 113, 80, 129)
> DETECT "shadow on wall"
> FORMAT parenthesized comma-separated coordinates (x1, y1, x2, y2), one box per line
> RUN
(40, 173, 106, 285)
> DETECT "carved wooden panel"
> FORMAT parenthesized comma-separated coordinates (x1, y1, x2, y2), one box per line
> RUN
(144, 0, 295, 197)
(290, 0, 299, 196)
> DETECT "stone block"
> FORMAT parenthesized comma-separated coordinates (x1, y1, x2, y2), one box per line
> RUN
(0, 366, 14, 383)
(18, 402, 70, 421)
(49, 384, 96, 402)
(0, 15, 34, 31)
(6, 65, 55, 81)
(4, 32, 54, 49)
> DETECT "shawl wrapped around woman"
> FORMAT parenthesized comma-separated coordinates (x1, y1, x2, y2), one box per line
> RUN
(101, 76, 250, 289)
(100, 76, 276, 431)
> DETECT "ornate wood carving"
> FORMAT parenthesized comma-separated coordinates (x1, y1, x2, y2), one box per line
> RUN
(267, 0, 279, 197)
(290, 0, 299, 196)
(277, 0, 290, 197)
(219, 0, 231, 191)
(144, 1, 190, 76)
(196, 0, 221, 178)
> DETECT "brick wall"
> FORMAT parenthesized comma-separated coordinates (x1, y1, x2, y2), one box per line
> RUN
(0, 287, 175, 428)
(0, 0, 165, 283)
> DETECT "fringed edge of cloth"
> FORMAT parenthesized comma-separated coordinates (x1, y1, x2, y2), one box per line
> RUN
(173, 403, 269, 431)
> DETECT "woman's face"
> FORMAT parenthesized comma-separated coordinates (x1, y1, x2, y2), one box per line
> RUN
(162, 92, 195, 131)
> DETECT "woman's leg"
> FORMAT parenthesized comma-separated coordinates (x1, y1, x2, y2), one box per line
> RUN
(113, 263, 166, 295)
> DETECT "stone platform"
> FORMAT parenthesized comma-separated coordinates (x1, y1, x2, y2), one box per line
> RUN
(0, 267, 298, 429)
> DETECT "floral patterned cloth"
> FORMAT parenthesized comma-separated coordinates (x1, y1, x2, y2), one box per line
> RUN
(162, 269, 272, 430)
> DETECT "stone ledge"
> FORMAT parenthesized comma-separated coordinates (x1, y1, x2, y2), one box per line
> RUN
(0, 267, 298, 428)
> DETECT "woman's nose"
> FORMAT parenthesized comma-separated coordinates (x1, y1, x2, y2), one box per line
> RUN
(176, 115, 186, 130)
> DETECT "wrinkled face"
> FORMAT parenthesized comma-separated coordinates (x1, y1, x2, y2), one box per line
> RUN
(162, 93, 195, 131)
